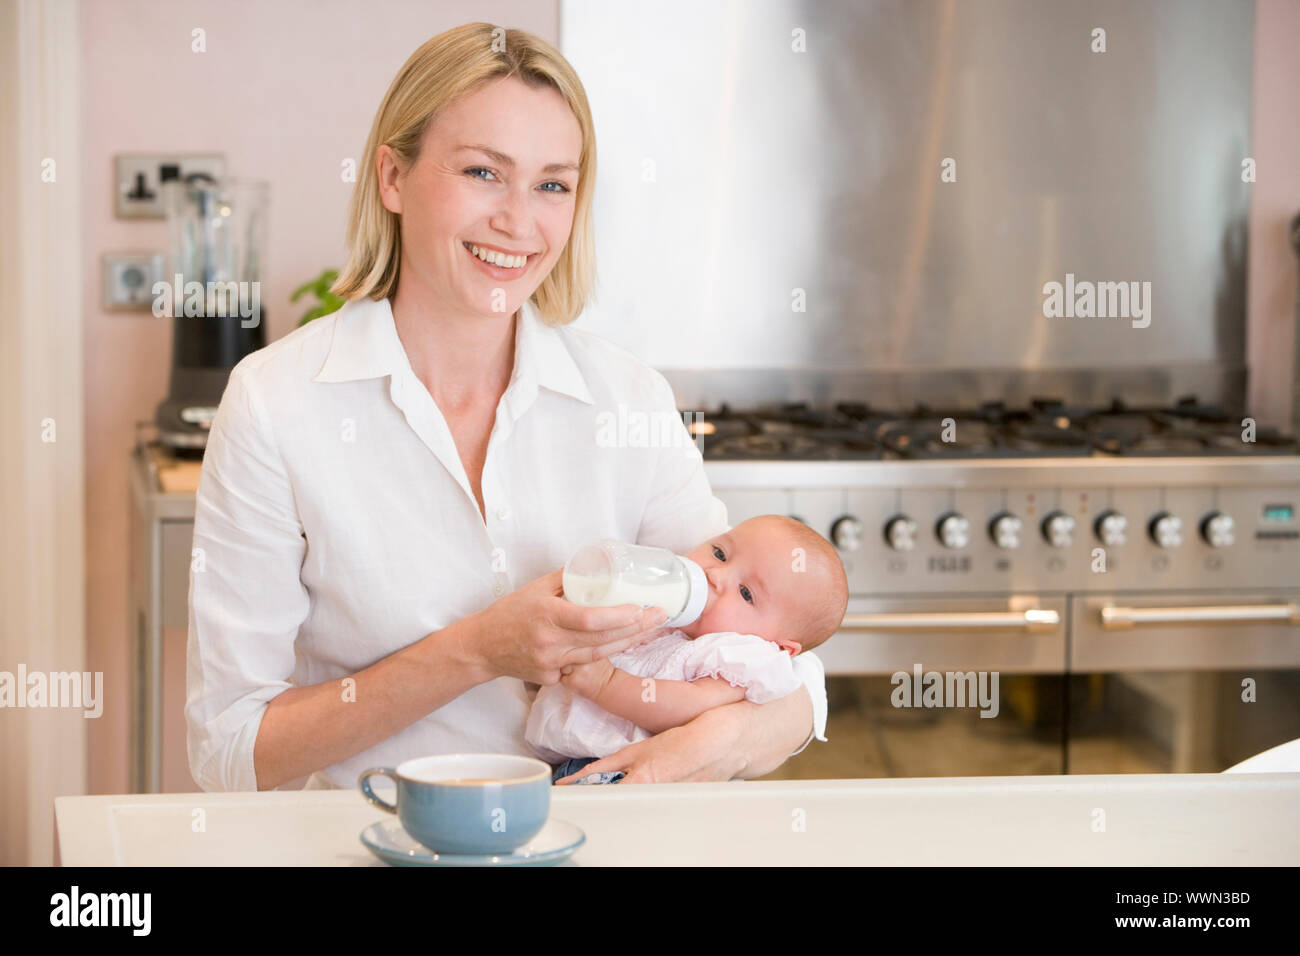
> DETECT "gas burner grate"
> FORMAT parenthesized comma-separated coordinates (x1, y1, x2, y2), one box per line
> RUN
(690, 396, 1298, 461)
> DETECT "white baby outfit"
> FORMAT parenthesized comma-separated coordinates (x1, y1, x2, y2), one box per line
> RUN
(525, 627, 803, 763)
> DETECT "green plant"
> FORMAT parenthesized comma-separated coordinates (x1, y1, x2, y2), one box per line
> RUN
(291, 268, 345, 326)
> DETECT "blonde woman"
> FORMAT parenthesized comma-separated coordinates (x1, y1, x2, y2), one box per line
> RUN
(186, 23, 827, 791)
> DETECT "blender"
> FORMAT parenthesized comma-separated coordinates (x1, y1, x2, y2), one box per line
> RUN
(154, 171, 268, 454)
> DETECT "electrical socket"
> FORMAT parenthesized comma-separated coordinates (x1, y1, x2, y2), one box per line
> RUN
(114, 153, 226, 219)
(103, 251, 165, 311)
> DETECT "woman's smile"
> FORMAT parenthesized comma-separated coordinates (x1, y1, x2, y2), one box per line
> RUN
(462, 240, 538, 279)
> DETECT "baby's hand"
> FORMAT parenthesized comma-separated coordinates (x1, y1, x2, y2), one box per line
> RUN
(560, 658, 616, 701)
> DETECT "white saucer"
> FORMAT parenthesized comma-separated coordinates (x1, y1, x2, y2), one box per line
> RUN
(360, 818, 585, 867)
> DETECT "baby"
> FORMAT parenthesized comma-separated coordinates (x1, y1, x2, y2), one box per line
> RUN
(525, 514, 850, 784)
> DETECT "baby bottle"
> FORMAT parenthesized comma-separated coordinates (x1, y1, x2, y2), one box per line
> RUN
(562, 539, 708, 628)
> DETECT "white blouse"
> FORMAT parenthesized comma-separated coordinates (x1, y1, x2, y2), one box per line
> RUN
(185, 295, 828, 791)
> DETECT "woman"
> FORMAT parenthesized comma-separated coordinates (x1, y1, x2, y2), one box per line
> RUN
(185, 22, 827, 791)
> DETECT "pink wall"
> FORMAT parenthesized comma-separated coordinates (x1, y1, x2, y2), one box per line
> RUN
(1248, 0, 1300, 432)
(81, 0, 559, 795)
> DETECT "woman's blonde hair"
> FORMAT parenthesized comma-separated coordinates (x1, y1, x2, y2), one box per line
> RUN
(332, 22, 597, 326)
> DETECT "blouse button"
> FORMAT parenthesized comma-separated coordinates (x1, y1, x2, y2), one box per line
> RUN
(496, 507, 510, 521)
(493, 582, 505, 595)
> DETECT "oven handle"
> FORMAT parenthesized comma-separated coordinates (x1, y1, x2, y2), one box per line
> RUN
(840, 609, 1061, 631)
(1100, 603, 1300, 629)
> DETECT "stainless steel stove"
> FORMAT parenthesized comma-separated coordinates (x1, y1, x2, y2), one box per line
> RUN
(695, 397, 1300, 776)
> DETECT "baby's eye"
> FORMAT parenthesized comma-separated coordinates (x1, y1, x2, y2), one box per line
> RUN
(712, 545, 725, 561)
(739, 585, 753, 604)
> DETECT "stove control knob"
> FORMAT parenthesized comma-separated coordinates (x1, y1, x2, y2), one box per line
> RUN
(831, 516, 864, 552)
(989, 512, 1022, 549)
(884, 516, 918, 551)
(1042, 511, 1075, 548)
(1201, 511, 1235, 548)
(936, 512, 970, 550)
(1149, 512, 1183, 548)
(1094, 510, 1128, 548)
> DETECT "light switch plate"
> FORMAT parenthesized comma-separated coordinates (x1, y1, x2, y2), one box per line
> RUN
(114, 153, 225, 219)
(103, 252, 165, 311)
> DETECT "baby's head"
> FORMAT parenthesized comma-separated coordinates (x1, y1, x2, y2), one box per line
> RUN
(677, 515, 849, 656)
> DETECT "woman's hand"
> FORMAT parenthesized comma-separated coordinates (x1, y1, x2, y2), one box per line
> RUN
(555, 704, 747, 784)
(455, 568, 668, 686)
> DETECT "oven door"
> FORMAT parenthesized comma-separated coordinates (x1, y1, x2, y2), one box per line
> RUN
(773, 595, 1070, 779)
(818, 594, 1068, 676)
(1067, 591, 1300, 773)
(1071, 591, 1300, 672)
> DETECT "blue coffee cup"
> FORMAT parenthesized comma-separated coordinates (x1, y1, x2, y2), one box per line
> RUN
(358, 754, 551, 855)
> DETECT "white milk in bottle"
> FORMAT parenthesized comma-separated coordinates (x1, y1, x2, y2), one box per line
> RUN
(562, 539, 708, 628)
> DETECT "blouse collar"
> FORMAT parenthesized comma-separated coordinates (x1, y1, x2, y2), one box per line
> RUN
(312, 295, 593, 408)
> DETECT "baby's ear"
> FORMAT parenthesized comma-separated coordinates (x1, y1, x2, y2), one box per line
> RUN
(778, 638, 802, 657)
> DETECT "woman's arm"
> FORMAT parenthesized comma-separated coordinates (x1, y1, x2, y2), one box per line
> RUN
(252, 614, 490, 790)
(253, 572, 669, 790)
(718, 683, 815, 778)
(561, 659, 747, 734)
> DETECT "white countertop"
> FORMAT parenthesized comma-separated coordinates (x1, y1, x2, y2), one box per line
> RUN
(54, 773, 1300, 866)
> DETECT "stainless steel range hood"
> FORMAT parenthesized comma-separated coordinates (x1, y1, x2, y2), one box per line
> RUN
(560, 0, 1254, 411)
